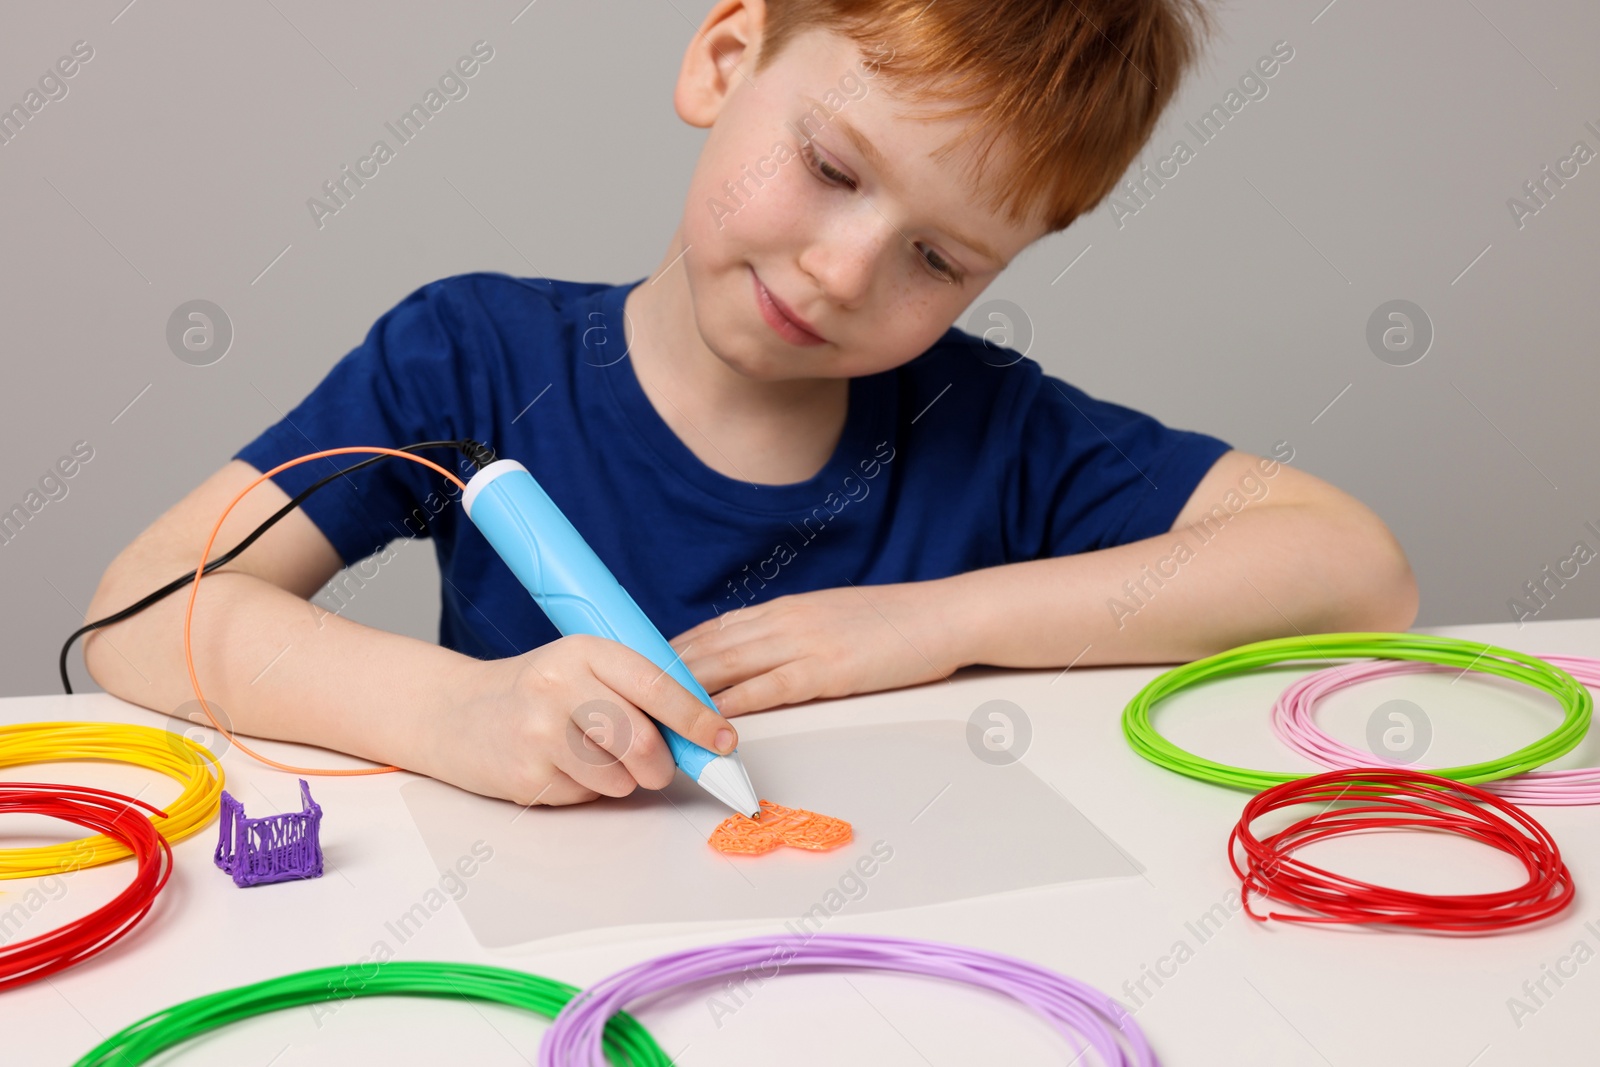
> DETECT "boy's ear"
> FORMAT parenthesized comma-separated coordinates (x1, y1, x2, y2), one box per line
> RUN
(674, 0, 765, 129)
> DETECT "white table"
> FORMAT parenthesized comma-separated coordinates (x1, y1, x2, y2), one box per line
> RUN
(9, 618, 1600, 1066)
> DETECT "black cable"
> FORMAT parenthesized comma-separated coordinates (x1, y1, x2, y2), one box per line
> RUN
(60, 439, 495, 694)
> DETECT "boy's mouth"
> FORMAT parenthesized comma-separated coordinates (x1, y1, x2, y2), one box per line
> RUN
(750, 268, 827, 347)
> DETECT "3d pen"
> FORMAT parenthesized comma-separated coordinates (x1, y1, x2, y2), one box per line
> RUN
(462, 459, 761, 818)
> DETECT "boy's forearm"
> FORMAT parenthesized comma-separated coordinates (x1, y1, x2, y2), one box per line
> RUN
(83, 568, 466, 770)
(939, 504, 1418, 670)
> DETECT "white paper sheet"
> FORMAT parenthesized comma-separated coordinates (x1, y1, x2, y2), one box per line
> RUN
(400, 720, 1141, 948)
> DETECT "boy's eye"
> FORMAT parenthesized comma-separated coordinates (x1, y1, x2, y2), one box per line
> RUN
(803, 140, 964, 285)
(919, 246, 961, 283)
(804, 141, 856, 190)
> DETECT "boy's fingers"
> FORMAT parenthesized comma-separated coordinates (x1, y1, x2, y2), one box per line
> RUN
(683, 634, 791, 697)
(523, 769, 601, 807)
(557, 719, 638, 798)
(567, 697, 675, 791)
(599, 643, 738, 757)
(609, 703, 676, 790)
(669, 604, 758, 649)
(707, 661, 819, 718)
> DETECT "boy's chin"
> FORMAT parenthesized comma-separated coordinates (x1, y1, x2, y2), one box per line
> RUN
(714, 348, 795, 381)
(711, 340, 832, 383)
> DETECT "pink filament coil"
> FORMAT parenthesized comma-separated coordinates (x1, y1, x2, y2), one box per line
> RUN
(1271, 654, 1600, 805)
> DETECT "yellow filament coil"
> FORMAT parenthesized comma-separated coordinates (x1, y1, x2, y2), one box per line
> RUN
(0, 722, 224, 879)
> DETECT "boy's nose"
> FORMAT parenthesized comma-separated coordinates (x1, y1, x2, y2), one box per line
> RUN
(797, 215, 897, 310)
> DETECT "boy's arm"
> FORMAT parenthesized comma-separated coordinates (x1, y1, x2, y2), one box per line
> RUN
(84, 460, 740, 806)
(950, 448, 1419, 669)
(82, 459, 464, 769)
(670, 450, 1419, 715)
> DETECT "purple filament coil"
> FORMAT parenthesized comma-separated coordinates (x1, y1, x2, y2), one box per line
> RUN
(539, 932, 1156, 1066)
(213, 778, 324, 887)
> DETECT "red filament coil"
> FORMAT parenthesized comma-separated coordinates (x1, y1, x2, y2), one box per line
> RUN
(0, 783, 173, 991)
(1229, 768, 1573, 932)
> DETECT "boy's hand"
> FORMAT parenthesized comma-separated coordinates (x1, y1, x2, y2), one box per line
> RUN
(667, 583, 962, 717)
(428, 634, 740, 807)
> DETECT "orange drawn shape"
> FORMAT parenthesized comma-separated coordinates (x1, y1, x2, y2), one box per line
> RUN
(708, 799, 853, 856)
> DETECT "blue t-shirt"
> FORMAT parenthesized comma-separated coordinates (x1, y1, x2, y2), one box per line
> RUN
(234, 273, 1232, 660)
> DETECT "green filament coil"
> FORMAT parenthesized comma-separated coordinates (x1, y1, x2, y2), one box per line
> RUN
(1122, 633, 1592, 791)
(74, 960, 671, 1066)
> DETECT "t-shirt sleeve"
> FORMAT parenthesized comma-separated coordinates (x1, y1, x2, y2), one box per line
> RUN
(232, 280, 477, 566)
(1005, 373, 1233, 559)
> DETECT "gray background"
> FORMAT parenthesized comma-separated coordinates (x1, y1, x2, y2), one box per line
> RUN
(1, 0, 1595, 698)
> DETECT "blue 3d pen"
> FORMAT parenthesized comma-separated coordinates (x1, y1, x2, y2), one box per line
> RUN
(462, 459, 761, 818)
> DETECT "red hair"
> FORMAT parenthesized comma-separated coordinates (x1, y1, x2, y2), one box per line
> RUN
(755, 0, 1210, 232)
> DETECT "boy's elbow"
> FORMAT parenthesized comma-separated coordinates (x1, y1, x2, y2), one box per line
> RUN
(82, 633, 117, 694)
(81, 551, 154, 697)
(81, 563, 127, 692)
(1358, 554, 1419, 633)
(1337, 519, 1419, 633)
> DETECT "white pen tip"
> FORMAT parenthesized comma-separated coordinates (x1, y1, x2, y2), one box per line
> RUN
(694, 751, 760, 817)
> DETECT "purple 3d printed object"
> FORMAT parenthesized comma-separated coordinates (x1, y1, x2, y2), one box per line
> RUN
(213, 778, 324, 887)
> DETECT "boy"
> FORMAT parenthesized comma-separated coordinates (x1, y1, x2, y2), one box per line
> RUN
(85, 0, 1416, 809)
